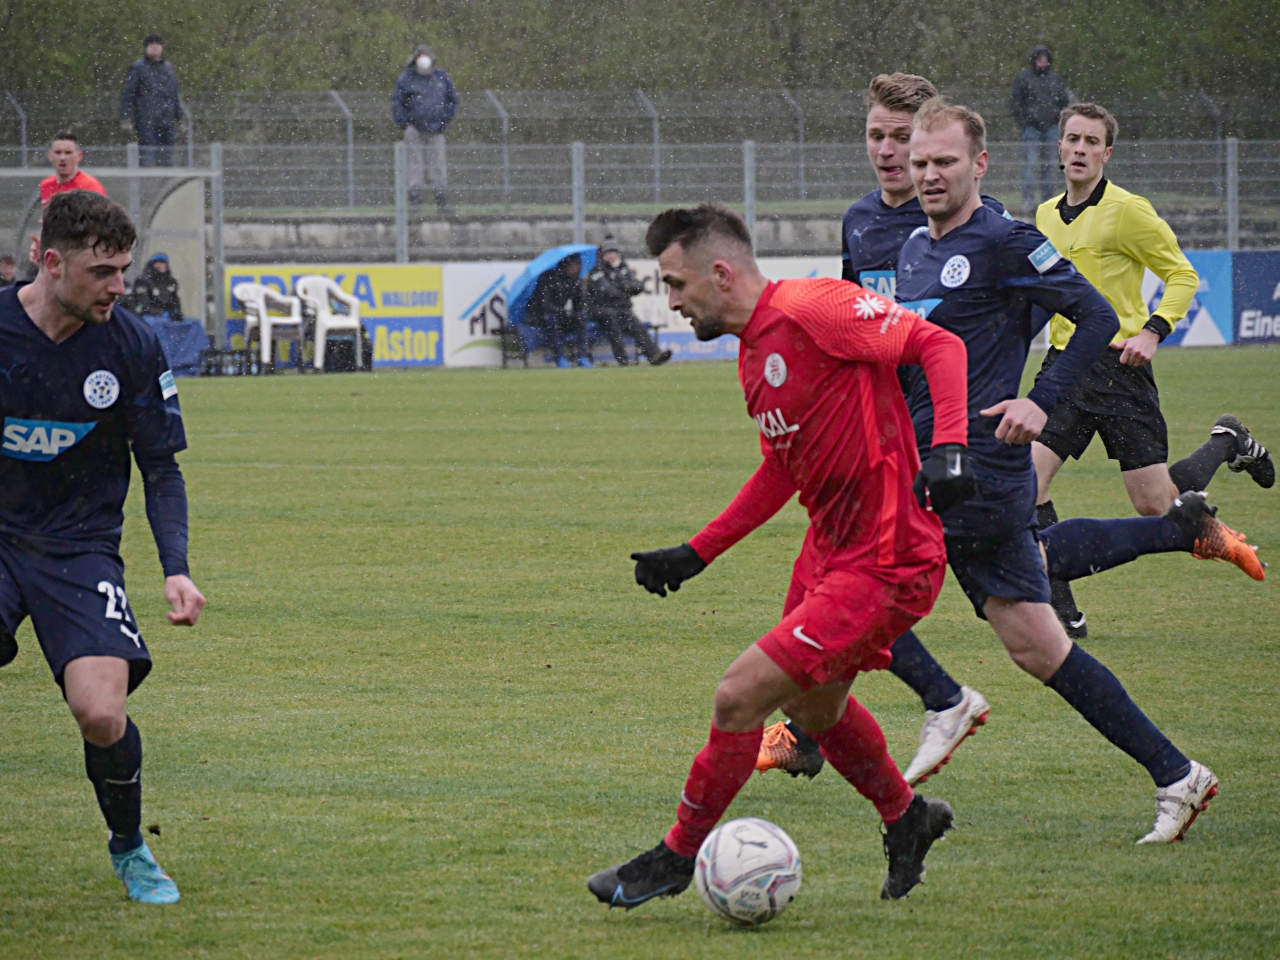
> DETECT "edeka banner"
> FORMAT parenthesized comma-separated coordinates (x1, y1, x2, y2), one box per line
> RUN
(1141, 250, 1233, 346)
(1232, 251, 1280, 345)
(225, 265, 444, 367)
(441, 255, 844, 366)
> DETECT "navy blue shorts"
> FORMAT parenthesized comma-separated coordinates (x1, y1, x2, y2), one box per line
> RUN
(945, 525, 1051, 619)
(0, 537, 152, 691)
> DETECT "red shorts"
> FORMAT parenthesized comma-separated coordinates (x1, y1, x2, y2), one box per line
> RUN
(759, 560, 943, 691)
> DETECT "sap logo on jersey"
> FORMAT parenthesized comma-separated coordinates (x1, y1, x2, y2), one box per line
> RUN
(858, 270, 896, 299)
(2, 418, 96, 461)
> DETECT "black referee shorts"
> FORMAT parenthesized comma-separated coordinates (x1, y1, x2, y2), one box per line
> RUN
(1035, 347, 1169, 472)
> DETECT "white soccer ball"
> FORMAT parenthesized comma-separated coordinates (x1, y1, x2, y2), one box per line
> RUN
(694, 817, 802, 926)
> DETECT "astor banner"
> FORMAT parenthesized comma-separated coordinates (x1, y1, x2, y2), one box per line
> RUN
(225, 265, 444, 367)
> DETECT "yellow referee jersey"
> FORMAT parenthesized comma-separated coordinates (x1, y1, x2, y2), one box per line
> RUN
(1036, 181, 1198, 350)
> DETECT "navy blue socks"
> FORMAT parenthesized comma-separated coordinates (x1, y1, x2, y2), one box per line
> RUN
(1041, 514, 1192, 582)
(1045, 643, 1189, 786)
(889, 629, 964, 713)
(84, 717, 144, 854)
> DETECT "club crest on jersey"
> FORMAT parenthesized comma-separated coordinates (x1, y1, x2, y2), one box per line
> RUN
(940, 255, 971, 288)
(763, 353, 787, 387)
(83, 370, 120, 409)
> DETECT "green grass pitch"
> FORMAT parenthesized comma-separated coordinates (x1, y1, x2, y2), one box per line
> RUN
(1, 346, 1277, 959)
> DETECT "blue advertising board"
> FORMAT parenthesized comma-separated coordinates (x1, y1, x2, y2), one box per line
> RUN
(1143, 250, 1234, 346)
(1232, 251, 1280, 345)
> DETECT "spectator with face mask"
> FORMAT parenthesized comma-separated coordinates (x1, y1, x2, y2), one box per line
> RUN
(391, 44, 459, 214)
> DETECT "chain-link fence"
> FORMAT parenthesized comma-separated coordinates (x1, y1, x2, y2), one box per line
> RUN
(2, 84, 1277, 259)
(2, 85, 1273, 159)
(2, 137, 1278, 259)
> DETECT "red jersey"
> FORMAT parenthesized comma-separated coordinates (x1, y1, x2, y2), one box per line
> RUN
(689, 278, 968, 573)
(39, 170, 107, 207)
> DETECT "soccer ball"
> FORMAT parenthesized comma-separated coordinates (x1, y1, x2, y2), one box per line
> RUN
(694, 817, 802, 925)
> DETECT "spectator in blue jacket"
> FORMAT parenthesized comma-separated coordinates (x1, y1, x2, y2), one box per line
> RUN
(391, 44, 459, 214)
(120, 33, 183, 167)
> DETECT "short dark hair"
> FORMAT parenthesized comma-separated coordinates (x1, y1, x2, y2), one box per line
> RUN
(1059, 102, 1119, 146)
(865, 73, 939, 114)
(0, 253, 16, 267)
(645, 204, 753, 258)
(51, 130, 79, 147)
(40, 191, 136, 258)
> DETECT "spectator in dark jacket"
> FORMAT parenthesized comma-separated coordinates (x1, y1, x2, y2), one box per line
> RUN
(127, 253, 184, 322)
(391, 44, 459, 214)
(1010, 44, 1072, 211)
(581, 236, 671, 366)
(529, 254, 590, 367)
(120, 33, 183, 167)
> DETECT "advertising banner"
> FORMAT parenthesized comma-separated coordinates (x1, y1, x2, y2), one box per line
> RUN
(441, 255, 842, 366)
(1141, 250, 1233, 346)
(1232, 251, 1280, 345)
(443, 262, 522, 367)
(225, 265, 444, 367)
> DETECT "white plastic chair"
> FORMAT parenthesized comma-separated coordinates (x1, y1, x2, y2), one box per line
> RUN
(232, 282, 304, 370)
(295, 275, 364, 371)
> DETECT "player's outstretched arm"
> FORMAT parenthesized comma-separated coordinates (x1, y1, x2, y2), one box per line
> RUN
(630, 544, 707, 598)
(164, 574, 206, 626)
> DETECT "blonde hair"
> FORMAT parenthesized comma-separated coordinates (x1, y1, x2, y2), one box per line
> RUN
(865, 74, 938, 114)
(913, 97, 987, 158)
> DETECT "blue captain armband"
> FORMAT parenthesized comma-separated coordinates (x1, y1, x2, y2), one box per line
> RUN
(1028, 240, 1063, 274)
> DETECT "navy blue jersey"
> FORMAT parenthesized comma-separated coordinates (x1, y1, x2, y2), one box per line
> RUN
(840, 191, 924, 296)
(895, 206, 1118, 536)
(0, 284, 186, 557)
(841, 191, 1008, 297)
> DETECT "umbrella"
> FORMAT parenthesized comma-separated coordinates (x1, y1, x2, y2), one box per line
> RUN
(506, 243, 597, 326)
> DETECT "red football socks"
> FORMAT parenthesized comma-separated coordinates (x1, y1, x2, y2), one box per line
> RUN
(664, 724, 763, 858)
(812, 696, 913, 823)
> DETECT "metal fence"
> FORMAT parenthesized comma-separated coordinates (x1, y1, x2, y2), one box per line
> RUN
(2, 137, 1278, 258)
(1, 85, 1272, 161)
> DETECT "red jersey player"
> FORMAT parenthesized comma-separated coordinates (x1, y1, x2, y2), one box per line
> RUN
(29, 132, 108, 269)
(588, 204, 974, 908)
(39, 132, 107, 208)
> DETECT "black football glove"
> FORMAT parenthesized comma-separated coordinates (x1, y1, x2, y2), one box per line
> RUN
(913, 443, 976, 515)
(630, 542, 707, 597)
